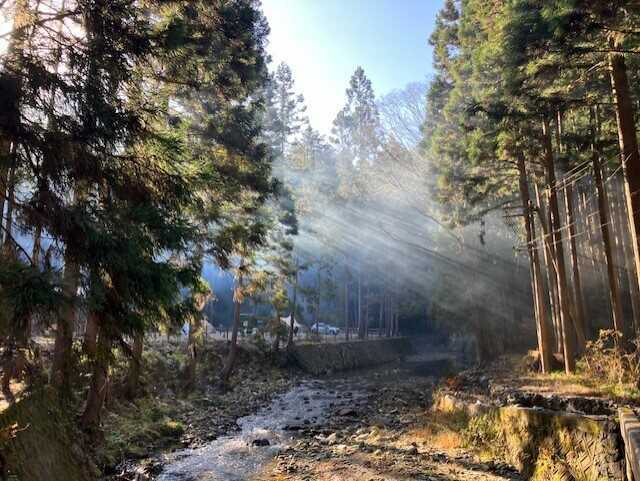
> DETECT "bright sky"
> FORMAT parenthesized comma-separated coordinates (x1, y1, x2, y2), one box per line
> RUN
(261, 0, 443, 135)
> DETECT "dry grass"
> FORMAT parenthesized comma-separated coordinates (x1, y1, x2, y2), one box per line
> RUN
(492, 354, 640, 403)
(515, 371, 640, 401)
(401, 411, 465, 451)
(428, 430, 464, 450)
(515, 373, 601, 396)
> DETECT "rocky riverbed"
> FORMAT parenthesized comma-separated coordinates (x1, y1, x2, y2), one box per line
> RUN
(131, 358, 522, 481)
(256, 366, 521, 481)
(101, 343, 298, 480)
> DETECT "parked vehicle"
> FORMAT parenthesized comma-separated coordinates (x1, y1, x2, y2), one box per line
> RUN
(311, 322, 340, 335)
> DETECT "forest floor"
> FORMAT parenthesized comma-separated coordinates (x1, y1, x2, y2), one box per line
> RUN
(443, 354, 640, 413)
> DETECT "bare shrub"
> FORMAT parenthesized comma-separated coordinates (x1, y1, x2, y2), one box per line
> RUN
(581, 330, 640, 386)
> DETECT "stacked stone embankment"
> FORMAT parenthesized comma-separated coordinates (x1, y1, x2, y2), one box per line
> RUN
(435, 392, 624, 481)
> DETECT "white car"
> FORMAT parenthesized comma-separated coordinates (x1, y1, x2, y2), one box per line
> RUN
(311, 322, 340, 335)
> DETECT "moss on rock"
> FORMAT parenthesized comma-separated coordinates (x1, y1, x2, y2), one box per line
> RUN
(434, 391, 624, 481)
(0, 389, 96, 481)
(100, 397, 184, 467)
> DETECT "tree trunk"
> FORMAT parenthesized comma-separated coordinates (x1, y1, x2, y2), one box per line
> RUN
(378, 292, 384, 337)
(1, 350, 16, 405)
(542, 117, 575, 373)
(564, 183, 587, 352)
(287, 266, 298, 349)
(125, 334, 143, 400)
(315, 269, 321, 328)
(32, 221, 42, 267)
(50, 258, 79, 394)
(363, 285, 369, 338)
(535, 184, 562, 353)
(578, 187, 597, 334)
(517, 153, 553, 373)
(384, 292, 393, 337)
(344, 272, 349, 341)
(272, 310, 281, 351)
(2, 162, 17, 251)
(580, 190, 598, 273)
(609, 47, 640, 303)
(357, 269, 364, 339)
(185, 314, 203, 390)
(83, 312, 99, 358)
(81, 323, 110, 430)
(221, 276, 242, 383)
(615, 180, 640, 335)
(609, 181, 629, 317)
(383, 292, 388, 337)
(394, 311, 399, 337)
(25, 212, 44, 341)
(592, 140, 626, 338)
(0, 164, 7, 234)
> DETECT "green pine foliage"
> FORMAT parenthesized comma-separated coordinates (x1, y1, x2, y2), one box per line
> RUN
(0, 0, 277, 407)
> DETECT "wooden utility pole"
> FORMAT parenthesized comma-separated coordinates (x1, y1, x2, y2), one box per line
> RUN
(542, 117, 575, 373)
(564, 183, 587, 351)
(592, 140, 626, 338)
(535, 184, 561, 352)
(517, 153, 553, 372)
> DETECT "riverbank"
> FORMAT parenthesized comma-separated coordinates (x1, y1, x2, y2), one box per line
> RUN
(255, 365, 521, 481)
(2, 337, 478, 481)
(424, 354, 634, 481)
(141, 346, 518, 481)
(101, 337, 418, 478)
(99, 340, 299, 480)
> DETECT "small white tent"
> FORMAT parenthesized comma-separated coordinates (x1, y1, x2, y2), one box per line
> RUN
(280, 315, 306, 332)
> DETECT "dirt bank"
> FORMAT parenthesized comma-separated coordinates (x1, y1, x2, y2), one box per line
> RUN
(0, 389, 96, 481)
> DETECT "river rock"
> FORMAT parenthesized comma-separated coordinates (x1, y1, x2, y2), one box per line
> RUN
(337, 407, 358, 417)
(251, 438, 270, 447)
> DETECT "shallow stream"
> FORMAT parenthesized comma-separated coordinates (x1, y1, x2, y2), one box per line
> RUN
(156, 380, 365, 481)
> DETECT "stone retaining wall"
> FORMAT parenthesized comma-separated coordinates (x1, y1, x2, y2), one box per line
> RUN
(289, 337, 413, 374)
(435, 393, 624, 481)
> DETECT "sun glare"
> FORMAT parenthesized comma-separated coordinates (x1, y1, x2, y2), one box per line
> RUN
(0, 13, 13, 57)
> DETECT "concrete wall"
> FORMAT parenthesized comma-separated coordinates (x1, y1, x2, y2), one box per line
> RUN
(619, 408, 640, 481)
(289, 337, 413, 374)
(435, 393, 624, 481)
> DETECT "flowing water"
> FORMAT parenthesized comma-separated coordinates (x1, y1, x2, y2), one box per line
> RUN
(156, 380, 366, 481)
